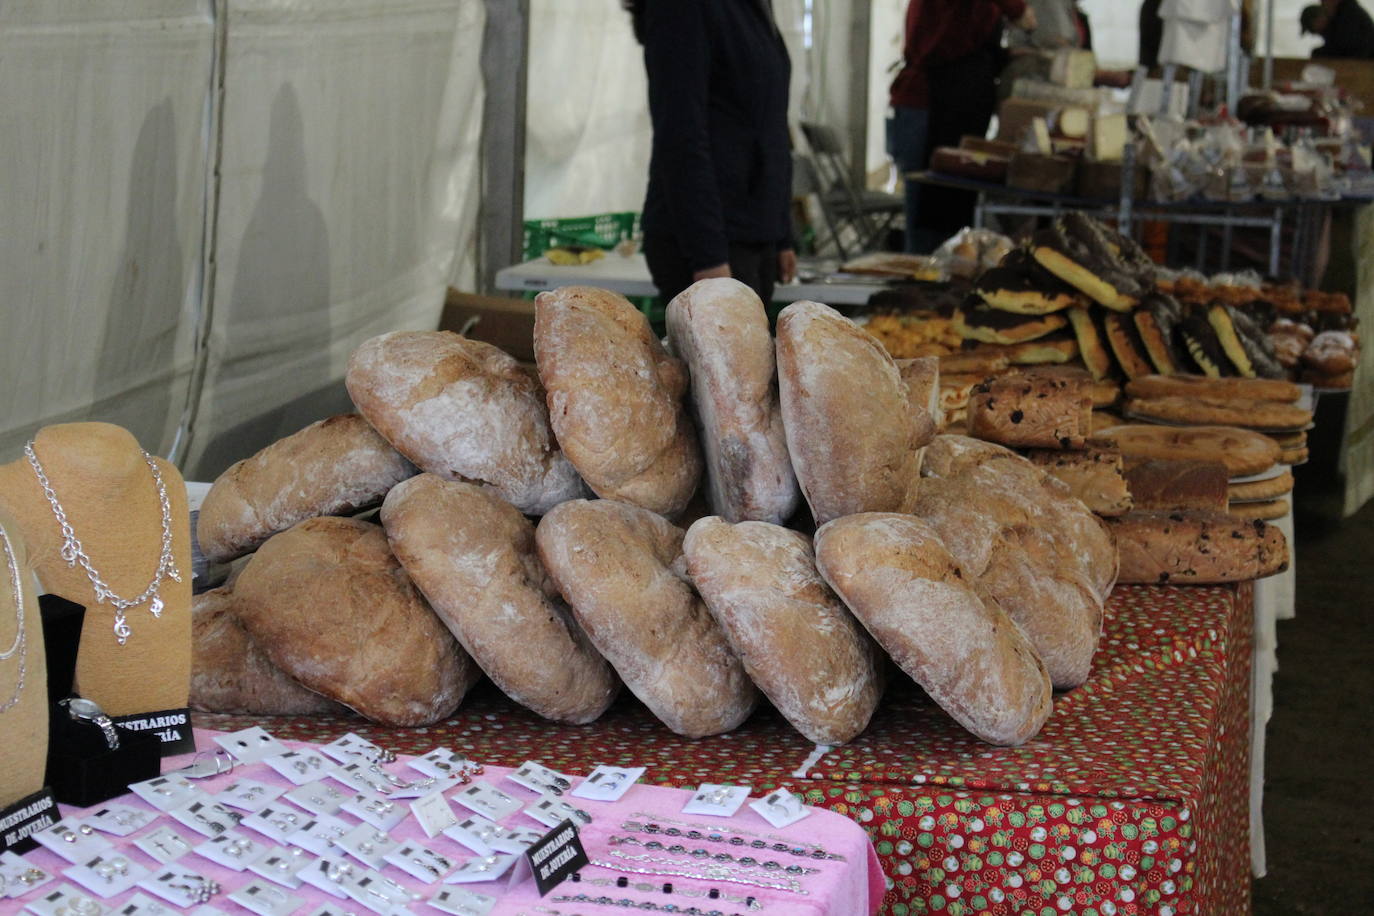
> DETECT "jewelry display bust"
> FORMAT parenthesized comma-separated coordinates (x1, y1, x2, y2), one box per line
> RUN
(0, 508, 47, 806)
(0, 423, 190, 717)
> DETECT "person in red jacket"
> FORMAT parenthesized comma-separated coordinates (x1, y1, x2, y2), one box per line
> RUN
(888, 0, 1036, 253)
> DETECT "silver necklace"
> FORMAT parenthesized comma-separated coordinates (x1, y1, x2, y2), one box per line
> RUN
(24, 441, 181, 645)
(0, 526, 27, 712)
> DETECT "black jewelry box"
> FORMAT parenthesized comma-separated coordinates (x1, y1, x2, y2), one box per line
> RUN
(40, 595, 160, 806)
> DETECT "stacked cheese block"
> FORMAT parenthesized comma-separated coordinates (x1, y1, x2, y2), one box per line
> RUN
(192, 280, 1143, 747)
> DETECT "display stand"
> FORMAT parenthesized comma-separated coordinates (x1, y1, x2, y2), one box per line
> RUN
(0, 423, 192, 732)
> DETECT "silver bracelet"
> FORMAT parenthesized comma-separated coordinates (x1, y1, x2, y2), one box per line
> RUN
(568, 872, 764, 911)
(552, 893, 749, 916)
(608, 836, 819, 874)
(594, 853, 805, 894)
(623, 818, 845, 861)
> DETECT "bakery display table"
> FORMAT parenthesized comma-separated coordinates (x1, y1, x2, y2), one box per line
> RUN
(199, 583, 1254, 916)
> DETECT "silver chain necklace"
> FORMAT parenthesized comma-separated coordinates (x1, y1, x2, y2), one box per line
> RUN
(24, 441, 181, 645)
(0, 526, 26, 712)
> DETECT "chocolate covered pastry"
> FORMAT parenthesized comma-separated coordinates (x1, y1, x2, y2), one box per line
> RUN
(974, 249, 1085, 315)
(954, 298, 1069, 345)
(1031, 224, 1141, 312)
(1066, 307, 1115, 381)
(1103, 313, 1155, 379)
(1132, 293, 1187, 376)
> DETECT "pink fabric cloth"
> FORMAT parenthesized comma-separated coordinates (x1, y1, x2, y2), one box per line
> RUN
(14, 728, 884, 915)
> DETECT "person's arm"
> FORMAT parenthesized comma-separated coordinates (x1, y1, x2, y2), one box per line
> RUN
(643, 1, 729, 276)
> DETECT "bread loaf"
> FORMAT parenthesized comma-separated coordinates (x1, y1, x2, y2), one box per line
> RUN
(190, 587, 346, 716)
(1027, 446, 1132, 516)
(381, 475, 617, 724)
(895, 356, 943, 438)
(197, 414, 417, 564)
(233, 517, 481, 726)
(682, 517, 882, 745)
(968, 368, 1093, 449)
(921, 435, 1020, 479)
(1108, 510, 1288, 584)
(1123, 458, 1230, 512)
(814, 514, 1052, 746)
(776, 301, 925, 524)
(534, 287, 702, 518)
(1096, 424, 1280, 477)
(665, 279, 800, 524)
(345, 331, 586, 516)
(536, 499, 757, 738)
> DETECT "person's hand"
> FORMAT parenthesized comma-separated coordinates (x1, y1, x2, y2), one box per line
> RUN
(1014, 7, 1037, 31)
(692, 263, 731, 282)
(778, 248, 798, 285)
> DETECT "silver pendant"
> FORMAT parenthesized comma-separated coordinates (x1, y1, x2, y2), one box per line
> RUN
(168, 566, 182, 583)
(61, 542, 78, 566)
(149, 596, 164, 618)
(114, 619, 132, 645)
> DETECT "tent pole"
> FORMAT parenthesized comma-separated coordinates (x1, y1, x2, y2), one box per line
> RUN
(478, 0, 529, 293)
(1264, 0, 1275, 89)
(847, 0, 872, 192)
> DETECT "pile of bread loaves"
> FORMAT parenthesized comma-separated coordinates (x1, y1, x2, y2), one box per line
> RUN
(199, 279, 1199, 746)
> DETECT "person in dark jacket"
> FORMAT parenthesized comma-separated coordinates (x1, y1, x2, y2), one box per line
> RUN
(1302, 0, 1374, 58)
(888, 0, 1036, 253)
(626, 0, 795, 306)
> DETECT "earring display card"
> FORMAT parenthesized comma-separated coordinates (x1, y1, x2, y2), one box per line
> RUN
(570, 765, 645, 802)
(749, 789, 812, 828)
(487, 826, 544, 855)
(227, 879, 303, 916)
(409, 792, 458, 839)
(426, 887, 496, 916)
(344, 871, 418, 916)
(263, 751, 330, 787)
(165, 799, 238, 839)
(504, 761, 574, 797)
(441, 853, 519, 885)
(326, 762, 396, 799)
(682, 783, 751, 817)
(333, 822, 397, 871)
(215, 779, 285, 813)
(522, 794, 592, 830)
(442, 813, 501, 856)
(319, 734, 391, 767)
(193, 831, 265, 871)
(383, 842, 454, 884)
(407, 749, 477, 780)
(238, 805, 308, 846)
(121, 891, 187, 915)
(0, 850, 55, 897)
(284, 781, 349, 817)
(132, 826, 193, 864)
(83, 804, 153, 837)
(62, 852, 150, 898)
(32, 821, 113, 864)
(214, 728, 288, 765)
(286, 814, 352, 858)
(127, 776, 198, 812)
(295, 855, 358, 901)
(246, 846, 311, 889)
(450, 783, 520, 822)
(22, 883, 107, 916)
(137, 866, 220, 908)
(339, 793, 407, 832)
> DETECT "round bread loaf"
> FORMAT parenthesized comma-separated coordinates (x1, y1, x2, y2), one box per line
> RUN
(534, 287, 702, 518)
(814, 513, 1053, 746)
(665, 279, 800, 524)
(776, 301, 925, 525)
(682, 517, 882, 745)
(345, 331, 587, 516)
(197, 414, 417, 564)
(380, 475, 617, 724)
(190, 587, 346, 716)
(535, 499, 757, 738)
(233, 517, 480, 726)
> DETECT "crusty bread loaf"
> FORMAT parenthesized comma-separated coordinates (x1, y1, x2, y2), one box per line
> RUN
(665, 279, 800, 524)
(814, 513, 1052, 746)
(967, 368, 1093, 449)
(921, 435, 1020, 479)
(1026, 446, 1132, 516)
(776, 301, 924, 524)
(197, 414, 417, 564)
(380, 475, 617, 725)
(534, 287, 702, 518)
(894, 356, 943, 438)
(1123, 458, 1230, 512)
(190, 587, 346, 716)
(1108, 510, 1288, 584)
(345, 331, 587, 515)
(535, 499, 757, 738)
(233, 517, 481, 726)
(682, 517, 882, 745)
(916, 468, 1104, 688)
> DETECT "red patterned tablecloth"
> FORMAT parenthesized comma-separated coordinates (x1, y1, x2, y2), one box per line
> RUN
(199, 583, 1252, 916)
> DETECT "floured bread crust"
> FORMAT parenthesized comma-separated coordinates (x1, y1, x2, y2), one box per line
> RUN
(197, 414, 417, 564)
(233, 517, 480, 726)
(683, 517, 881, 745)
(665, 279, 799, 524)
(346, 331, 587, 516)
(534, 287, 702, 518)
(190, 587, 346, 716)
(535, 499, 757, 738)
(381, 475, 617, 725)
(814, 513, 1052, 746)
(776, 302, 925, 524)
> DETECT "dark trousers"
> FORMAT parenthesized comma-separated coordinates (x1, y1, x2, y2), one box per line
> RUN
(644, 234, 778, 307)
(886, 105, 933, 254)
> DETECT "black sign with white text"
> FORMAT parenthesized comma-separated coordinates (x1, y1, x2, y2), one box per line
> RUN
(0, 788, 57, 853)
(525, 819, 589, 897)
(111, 707, 195, 756)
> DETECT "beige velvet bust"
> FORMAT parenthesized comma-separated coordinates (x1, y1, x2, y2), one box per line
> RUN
(0, 509, 48, 806)
(0, 423, 191, 717)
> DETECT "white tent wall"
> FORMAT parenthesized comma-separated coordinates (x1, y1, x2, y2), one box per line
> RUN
(185, 0, 485, 480)
(0, 1, 216, 463)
